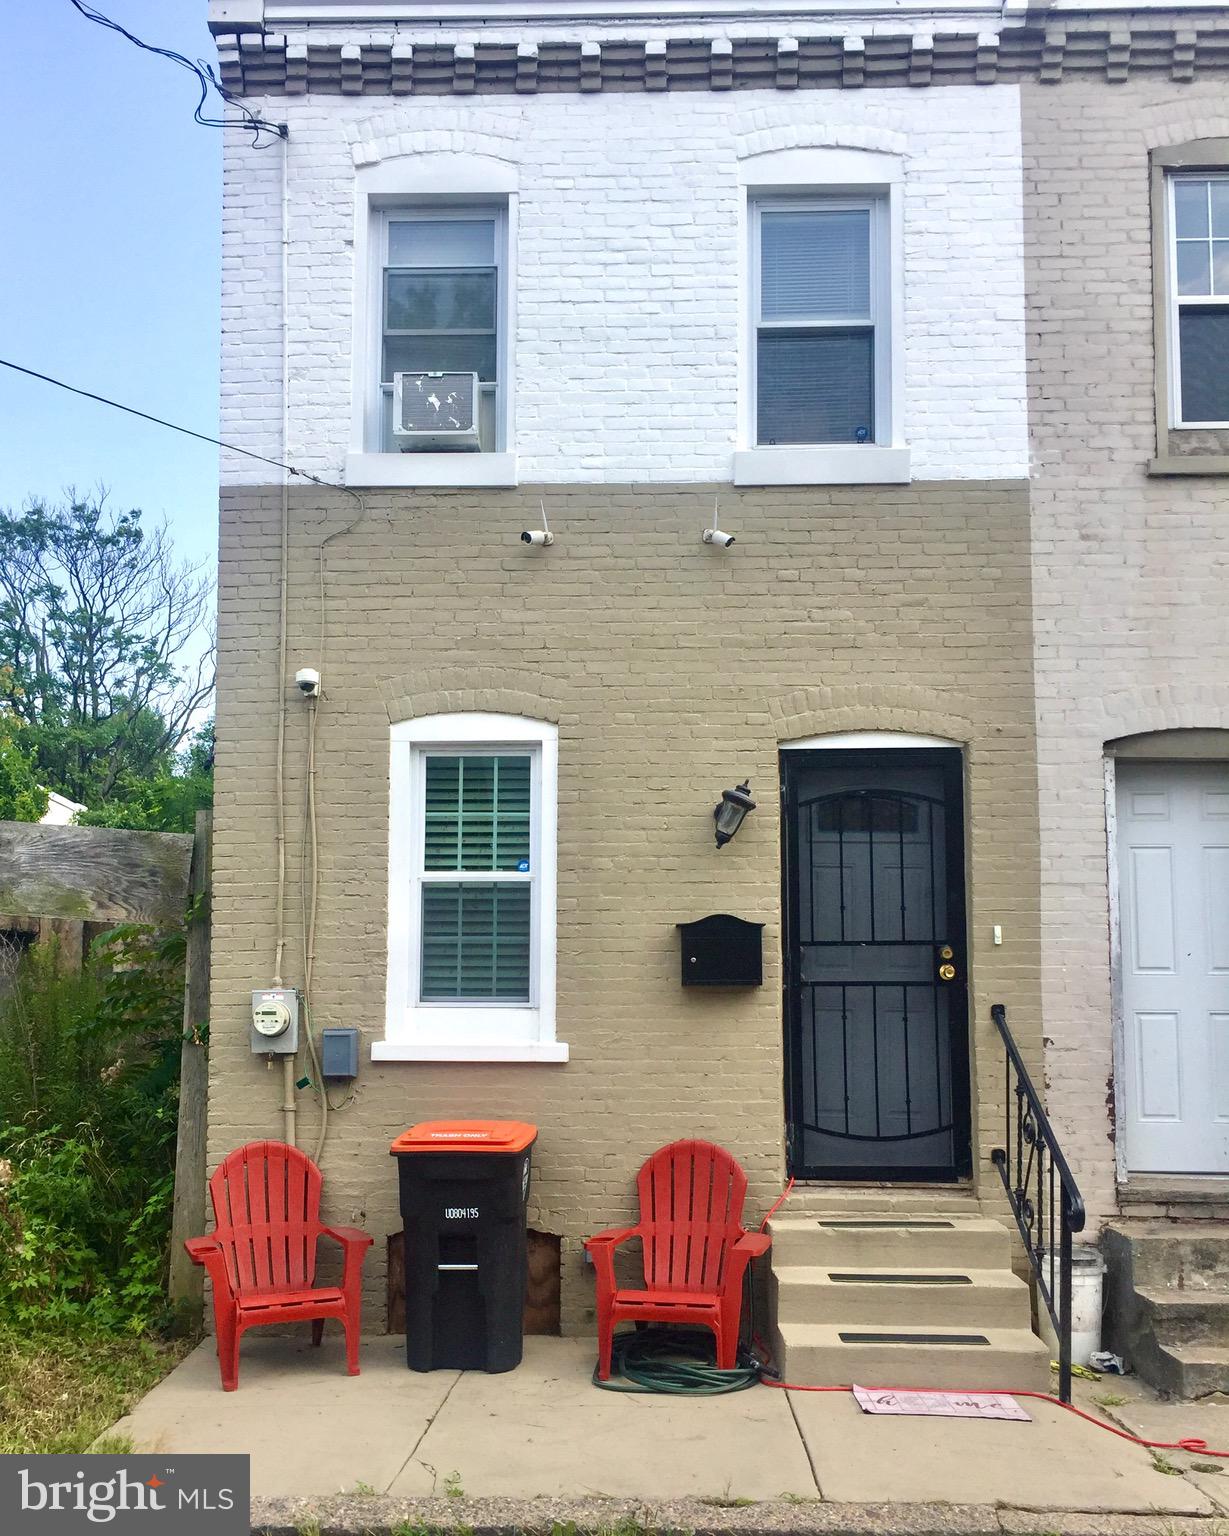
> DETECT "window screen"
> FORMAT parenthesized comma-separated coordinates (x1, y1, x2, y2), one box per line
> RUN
(421, 884, 531, 1000)
(423, 755, 531, 871)
(755, 202, 879, 446)
(1170, 175, 1229, 424)
(388, 219, 494, 268)
(760, 210, 872, 320)
(382, 213, 500, 449)
(1179, 308, 1229, 423)
(757, 331, 874, 445)
(419, 753, 533, 1003)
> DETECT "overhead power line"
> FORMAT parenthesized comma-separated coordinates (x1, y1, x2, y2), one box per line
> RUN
(0, 357, 329, 487)
(67, 0, 286, 146)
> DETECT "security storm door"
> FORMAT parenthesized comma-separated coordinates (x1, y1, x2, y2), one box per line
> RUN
(1117, 761, 1229, 1174)
(782, 749, 972, 1181)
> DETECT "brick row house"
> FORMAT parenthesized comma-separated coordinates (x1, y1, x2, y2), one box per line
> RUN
(208, 0, 1229, 1392)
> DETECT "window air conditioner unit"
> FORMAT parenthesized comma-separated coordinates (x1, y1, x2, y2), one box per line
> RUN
(392, 371, 481, 451)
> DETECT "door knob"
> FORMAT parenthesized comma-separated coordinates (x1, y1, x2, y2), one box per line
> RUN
(938, 963, 957, 981)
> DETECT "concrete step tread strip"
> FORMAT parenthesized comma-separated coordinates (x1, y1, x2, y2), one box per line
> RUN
(1107, 1221, 1229, 1242)
(774, 1265, 1029, 1287)
(766, 1216, 1013, 1270)
(770, 1215, 1009, 1232)
(776, 1322, 1048, 1345)
(1158, 1340, 1229, 1365)
(771, 1266, 1035, 1328)
(1136, 1286, 1229, 1308)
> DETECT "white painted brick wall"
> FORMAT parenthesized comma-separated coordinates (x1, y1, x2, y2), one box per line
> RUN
(221, 84, 1027, 485)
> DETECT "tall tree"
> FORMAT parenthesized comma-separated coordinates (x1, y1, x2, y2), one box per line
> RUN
(77, 720, 215, 834)
(0, 712, 48, 822)
(0, 494, 214, 807)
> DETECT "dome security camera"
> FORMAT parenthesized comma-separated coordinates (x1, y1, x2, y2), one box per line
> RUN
(295, 667, 321, 697)
(702, 528, 736, 548)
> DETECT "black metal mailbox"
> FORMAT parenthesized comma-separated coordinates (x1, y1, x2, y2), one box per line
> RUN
(677, 914, 765, 987)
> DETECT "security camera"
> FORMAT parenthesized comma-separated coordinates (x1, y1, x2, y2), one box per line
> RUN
(702, 528, 736, 548)
(295, 667, 321, 697)
(520, 530, 554, 547)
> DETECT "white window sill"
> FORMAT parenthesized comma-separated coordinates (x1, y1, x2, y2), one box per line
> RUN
(345, 452, 518, 489)
(371, 1039, 569, 1063)
(733, 446, 911, 486)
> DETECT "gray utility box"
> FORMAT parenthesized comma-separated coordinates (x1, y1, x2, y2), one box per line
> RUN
(321, 1027, 360, 1080)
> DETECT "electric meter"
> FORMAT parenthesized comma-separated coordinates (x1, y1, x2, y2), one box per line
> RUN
(253, 1000, 290, 1037)
(250, 987, 300, 1055)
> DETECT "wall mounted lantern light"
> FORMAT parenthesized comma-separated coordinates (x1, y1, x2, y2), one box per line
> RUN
(713, 780, 756, 849)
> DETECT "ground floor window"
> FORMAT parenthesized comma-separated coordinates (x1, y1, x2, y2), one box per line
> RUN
(378, 712, 564, 1062)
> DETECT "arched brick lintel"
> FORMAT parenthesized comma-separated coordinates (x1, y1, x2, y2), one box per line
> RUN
(767, 685, 981, 748)
(735, 121, 909, 161)
(380, 670, 562, 727)
(1095, 684, 1229, 744)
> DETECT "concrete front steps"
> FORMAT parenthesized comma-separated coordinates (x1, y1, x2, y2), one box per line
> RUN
(1104, 1222, 1229, 1396)
(768, 1213, 1050, 1391)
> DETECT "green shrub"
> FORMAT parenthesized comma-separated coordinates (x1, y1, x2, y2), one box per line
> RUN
(0, 942, 108, 1132)
(0, 926, 184, 1334)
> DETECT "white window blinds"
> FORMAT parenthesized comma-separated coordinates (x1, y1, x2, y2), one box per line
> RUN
(418, 753, 534, 1003)
(754, 199, 882, 447)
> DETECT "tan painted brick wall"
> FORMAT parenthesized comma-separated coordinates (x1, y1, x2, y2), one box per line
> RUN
(1023, 82, 1229, 1232)
(211, 482, 1040, 1330)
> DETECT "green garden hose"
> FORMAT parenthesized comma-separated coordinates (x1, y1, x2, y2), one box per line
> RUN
(591, 1327, 760, 1395)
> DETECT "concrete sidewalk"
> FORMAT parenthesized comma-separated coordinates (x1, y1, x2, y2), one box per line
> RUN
(109, 1334, 1229, 1527)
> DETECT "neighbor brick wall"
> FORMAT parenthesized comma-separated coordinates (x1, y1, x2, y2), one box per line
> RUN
(219, 81, 1027, 487)
(1023, 81, 1229, 1231)
(210, 481, 1041, 1330)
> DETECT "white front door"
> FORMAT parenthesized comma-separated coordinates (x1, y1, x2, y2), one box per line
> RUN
(1118, 760, 1229, 1174)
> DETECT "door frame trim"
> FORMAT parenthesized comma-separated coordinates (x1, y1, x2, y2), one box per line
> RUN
(1104, 752, 1131, 1188)
(780, 743, 974, 1183)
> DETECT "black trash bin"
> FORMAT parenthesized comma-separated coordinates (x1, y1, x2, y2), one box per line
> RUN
(391, 1119, 537, 1373)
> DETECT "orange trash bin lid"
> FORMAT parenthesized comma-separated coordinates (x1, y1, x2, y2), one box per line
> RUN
(390, 1119, 537, 1155)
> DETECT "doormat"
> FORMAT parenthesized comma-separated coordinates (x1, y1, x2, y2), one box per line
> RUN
(852, 1385, 1031, 1421)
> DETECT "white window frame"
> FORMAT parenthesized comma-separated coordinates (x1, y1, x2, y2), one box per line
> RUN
(750, 194, 890, 450)
(376, 713, 564, 1063)
(345, 160, 519, 490)
(1166, 171, 1229, 430)
(371, 205, 508, 455)
(733, 148, 909, 487)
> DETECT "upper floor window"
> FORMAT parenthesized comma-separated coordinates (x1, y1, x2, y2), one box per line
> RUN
(751, 196, 889, 447)
(1168, 174, 1229, 427)
(377, 207, 505, 453)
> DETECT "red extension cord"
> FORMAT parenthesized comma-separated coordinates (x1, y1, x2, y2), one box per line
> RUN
(753, 1178, 1229, 1459)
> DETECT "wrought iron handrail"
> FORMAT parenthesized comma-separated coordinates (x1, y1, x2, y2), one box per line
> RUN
(989, 1003, 1086, 1403)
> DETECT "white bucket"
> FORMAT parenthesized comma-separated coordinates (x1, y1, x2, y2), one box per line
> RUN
(1069, 1245, 1107, 1367)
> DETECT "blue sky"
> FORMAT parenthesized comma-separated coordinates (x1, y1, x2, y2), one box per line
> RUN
(1, 0, 221, 571)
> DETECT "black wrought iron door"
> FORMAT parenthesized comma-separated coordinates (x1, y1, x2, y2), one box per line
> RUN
(782, 748, 971, 1181)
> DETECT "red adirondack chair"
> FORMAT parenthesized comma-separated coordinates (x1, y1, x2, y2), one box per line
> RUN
(585, 1139, 771, 1379)
(185, 1141, 372, 1391)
